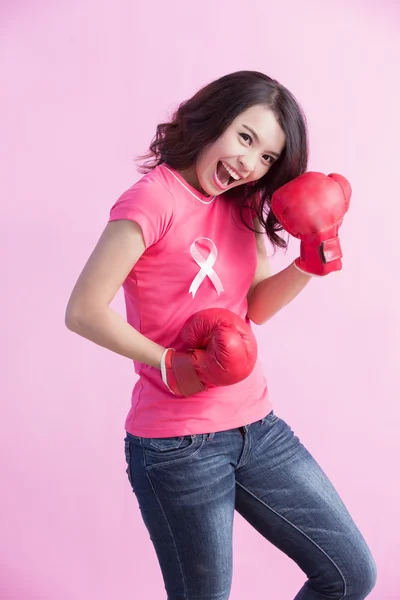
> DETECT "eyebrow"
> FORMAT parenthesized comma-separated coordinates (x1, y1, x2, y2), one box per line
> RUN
(242, 124, 281, 159)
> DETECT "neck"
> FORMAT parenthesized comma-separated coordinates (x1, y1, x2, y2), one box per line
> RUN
(176, 167, 210, 197)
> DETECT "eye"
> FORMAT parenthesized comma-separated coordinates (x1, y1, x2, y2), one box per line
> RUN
(262, 154, 274, 164)
(240, 132, 252, 144)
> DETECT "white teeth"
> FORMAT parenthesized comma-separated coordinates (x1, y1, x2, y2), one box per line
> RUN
(221, 161, 241, 181)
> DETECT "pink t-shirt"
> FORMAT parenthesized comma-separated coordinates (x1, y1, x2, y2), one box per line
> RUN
(108, 164, 272, 437)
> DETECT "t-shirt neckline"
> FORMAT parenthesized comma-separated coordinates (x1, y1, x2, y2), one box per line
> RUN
(161, 164, 216, 205)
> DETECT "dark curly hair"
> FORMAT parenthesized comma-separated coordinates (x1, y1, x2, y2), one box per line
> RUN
(137, 70, 309, 249)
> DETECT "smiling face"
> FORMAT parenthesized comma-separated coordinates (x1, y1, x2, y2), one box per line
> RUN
(178, 104, 287, 196)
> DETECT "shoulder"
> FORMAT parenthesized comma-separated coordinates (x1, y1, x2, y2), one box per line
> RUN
(111, 166, 176, 214)
(108, 166, 177, 248)
(252, 216, 268, 258)
(120, 165, 174, 199)
(250, 215, 271, 285)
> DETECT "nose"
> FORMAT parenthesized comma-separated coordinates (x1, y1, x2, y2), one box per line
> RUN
(238, 154, 257, 176)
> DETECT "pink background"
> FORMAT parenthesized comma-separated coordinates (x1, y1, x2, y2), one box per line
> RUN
(1, 1, 399, 598)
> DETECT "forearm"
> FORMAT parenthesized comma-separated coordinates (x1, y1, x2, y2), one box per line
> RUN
(65, 306, 165, 369)
(246, 261, 312, 325)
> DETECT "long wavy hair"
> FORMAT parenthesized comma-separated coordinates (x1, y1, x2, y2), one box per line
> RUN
(137, 71, 309, 249)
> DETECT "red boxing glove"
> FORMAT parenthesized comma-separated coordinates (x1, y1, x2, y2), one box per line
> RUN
(271, 172, 352, 276)
(160, 308, 258, 397)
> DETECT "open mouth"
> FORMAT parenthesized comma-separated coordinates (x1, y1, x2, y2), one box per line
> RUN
(214, 161, 241, 190)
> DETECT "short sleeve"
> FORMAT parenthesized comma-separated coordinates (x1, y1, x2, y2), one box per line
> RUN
(108, 178, 176, 248)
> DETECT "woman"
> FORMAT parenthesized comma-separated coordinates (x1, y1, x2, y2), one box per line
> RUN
(65, 71, 377, 599)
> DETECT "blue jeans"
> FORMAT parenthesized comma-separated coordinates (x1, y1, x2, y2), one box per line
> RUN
(124, 411, 377, 599)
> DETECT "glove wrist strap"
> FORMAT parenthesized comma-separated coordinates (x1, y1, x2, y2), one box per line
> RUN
(297, 237, 343, 276)
(160, 348, 176, 395)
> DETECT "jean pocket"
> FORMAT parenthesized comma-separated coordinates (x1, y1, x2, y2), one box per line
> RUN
(142, 435, 204, 469)
(148, 436, 194, 452)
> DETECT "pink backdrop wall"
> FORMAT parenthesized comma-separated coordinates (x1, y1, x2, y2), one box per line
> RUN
(1, 1, 399, 598)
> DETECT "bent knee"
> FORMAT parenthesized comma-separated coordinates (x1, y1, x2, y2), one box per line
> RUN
(345, 546, 377, 598)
